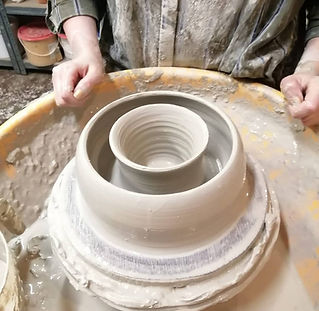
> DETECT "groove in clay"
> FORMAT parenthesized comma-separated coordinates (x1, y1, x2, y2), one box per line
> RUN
(109, 103, 209, 194)
(75, 91, 248, 250)
(48, 91, 280, 310)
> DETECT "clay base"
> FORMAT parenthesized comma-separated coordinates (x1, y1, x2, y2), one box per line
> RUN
(48, 155, 280, 310)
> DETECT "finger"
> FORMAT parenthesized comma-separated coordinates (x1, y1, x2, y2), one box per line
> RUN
(52, 65, 75, 106)
(288, 100, 314, 119)
(297, 77, 319, 124)
(74, 66, 104, 100)
(280, 76, 304, 105)
(52, 64, 82, 107)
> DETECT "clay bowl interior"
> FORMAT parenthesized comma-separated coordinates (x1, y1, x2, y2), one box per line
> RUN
(84, 92, 237, 187)
(75, 91, 247, 253)
(109, 103, 209, 194)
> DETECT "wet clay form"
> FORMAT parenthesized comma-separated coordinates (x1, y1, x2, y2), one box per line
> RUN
(109, 103, 209, 194)
(48, 91, 280, 310)
(0, 231, 24, 310)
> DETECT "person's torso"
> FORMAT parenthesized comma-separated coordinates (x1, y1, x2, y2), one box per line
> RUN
(103, 0, 306, 83)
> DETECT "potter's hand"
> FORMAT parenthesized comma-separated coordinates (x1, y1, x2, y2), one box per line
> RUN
(280, 38, 319, 127)
(52, 53, 104, 107)
(280, 67, 319, 127)
(52, 15, 104, 107)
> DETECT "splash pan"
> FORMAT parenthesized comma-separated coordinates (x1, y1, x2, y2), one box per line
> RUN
(48, 91, 280, 310)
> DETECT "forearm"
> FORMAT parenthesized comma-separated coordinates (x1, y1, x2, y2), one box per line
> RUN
(295, 38, 319, 74)
(63, 16, 102, 59)
(46, 0, 104, 35)
(52, 15, 104, 106)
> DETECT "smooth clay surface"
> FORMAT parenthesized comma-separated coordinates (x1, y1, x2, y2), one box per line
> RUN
(0, 68, 319, 309)
(73, 91, 250, 255)
(47, 88, 279, 309)
(109, 103, 209, 194)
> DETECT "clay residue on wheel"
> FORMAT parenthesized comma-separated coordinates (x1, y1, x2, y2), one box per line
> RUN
(0, 68, 319, 309)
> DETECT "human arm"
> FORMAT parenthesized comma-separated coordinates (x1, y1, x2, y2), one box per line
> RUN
(280, 2, 319, 126)
(52, 16, 104, 106)
(46, 0, 106, 106)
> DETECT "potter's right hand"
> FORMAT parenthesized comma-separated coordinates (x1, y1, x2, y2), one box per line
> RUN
(52, 53, 104, 107)
(52, 15, 104, 107)
(280, 38, 319, 126)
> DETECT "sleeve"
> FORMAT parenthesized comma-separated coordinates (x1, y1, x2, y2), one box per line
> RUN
(306, 0, 319, 42)
(46, 0, 106, 34)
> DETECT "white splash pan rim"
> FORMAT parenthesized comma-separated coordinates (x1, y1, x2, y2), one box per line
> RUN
(48, 154, 270, 280)
(0, 231, 9, 294)
(48, 180, 280, 310)
(109, 103, 209, 173)
(77, 90, 241, 197)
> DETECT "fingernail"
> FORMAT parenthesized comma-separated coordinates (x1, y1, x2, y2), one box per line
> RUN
(74, 89, 84, 100)
(281, 83, 294, 93)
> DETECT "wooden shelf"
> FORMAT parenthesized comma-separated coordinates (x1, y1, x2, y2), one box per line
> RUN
(4, 0, 46, 16)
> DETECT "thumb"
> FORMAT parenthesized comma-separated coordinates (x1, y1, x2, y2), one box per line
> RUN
(288, 100, 312, 119)
(293, 77, 319, 121)
(280, 75, 304, 106)
(74, 67, 103, 100)
(289, 76, 319, 119)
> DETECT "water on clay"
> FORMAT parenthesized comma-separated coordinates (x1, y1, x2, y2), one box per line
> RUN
(1, 71, 318, 310)
(13, 219, 313, 311)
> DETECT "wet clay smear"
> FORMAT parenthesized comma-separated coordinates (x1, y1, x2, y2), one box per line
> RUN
(0, 69, 52, 125)
(0, 68, 318, 310)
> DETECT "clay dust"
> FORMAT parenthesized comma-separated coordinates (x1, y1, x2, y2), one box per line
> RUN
(0, 68, 318, 310)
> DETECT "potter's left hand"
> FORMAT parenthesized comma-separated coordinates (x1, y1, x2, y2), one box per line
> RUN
(280, 38, 319, 127)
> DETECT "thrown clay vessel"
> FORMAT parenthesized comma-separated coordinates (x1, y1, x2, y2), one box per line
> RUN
(48, 91, 280, 310)
(0, 231, 24, 310)
(74, 91, 249, 251)
(109, 103, 209, 194)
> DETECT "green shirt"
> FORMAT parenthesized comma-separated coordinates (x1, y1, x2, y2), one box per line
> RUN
(46, 0, 319, 84)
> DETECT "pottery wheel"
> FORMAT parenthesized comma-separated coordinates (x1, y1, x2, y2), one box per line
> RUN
(48, 92, 280, 310)
(49, 156, 279, 310)
(51, 153, 265, 271)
